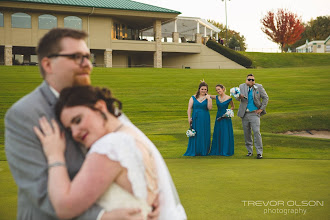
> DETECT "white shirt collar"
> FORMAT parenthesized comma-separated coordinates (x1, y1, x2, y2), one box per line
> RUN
(49, 86, 60, 98)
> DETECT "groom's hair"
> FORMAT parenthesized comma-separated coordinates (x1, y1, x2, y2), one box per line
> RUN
(36, 28, 88, 78)
(247, 73, 254, 78)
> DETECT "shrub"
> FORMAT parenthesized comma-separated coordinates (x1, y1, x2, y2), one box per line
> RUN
(206, 40, 253, 68)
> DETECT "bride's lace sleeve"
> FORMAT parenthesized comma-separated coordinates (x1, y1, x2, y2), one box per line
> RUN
(87, 132, 147, 200)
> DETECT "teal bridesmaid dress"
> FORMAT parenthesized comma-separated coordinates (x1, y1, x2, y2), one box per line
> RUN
(209, 96, 234, 156)
(184, 96, 211, 156)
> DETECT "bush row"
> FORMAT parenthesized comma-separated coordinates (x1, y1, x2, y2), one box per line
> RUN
(206, 40, 253, 68)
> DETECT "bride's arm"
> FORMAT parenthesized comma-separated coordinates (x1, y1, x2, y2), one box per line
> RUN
(49, 153, 123, 219)
(34, 117, 124, 219)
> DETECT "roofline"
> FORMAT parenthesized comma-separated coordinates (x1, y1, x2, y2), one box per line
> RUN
(142, 16, 221, 33)
(324, 35, 330, 44)
(176, 16, 221, 32)
(4, 0, 181, 14)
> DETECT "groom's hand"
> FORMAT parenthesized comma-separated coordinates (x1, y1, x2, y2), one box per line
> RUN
(255, 109, 263, 115)
(148, 194, 160, 220)
(101, 209, 143, 220)
(239, 94, 245, 99)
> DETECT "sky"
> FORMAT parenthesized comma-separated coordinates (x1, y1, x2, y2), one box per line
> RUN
(137, 0, 330, 52)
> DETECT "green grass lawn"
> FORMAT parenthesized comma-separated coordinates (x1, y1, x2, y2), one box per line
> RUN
(0, 62, 329, 219)
(240, 52, 330, 68)
(1, 159, 329, 220)
(167, 159, 329, 220)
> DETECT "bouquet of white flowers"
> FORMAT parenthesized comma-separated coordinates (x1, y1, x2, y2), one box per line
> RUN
(230, 87, 240, 98)
(186, 128, 196, 137)
(224, 109, 234, 117)
(216, 109, 234, 121)
(186, 123, 196, 137)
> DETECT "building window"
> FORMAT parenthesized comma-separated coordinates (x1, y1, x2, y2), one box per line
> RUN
(113, 23, 120, 39)
(64, 16, 82, 30)
(112, 22, 139, 40)
(0, 13, 4, 27)
(326, 45, 330, 52)
(12, 12, 31, 28)
(39, 14, 57, 29)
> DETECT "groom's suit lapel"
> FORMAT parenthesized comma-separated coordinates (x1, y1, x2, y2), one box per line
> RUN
(39, 81, 57, 109)
(252, 85, 260, 101)
(244, 84, 249, 97)
(39, 81, 86, 178)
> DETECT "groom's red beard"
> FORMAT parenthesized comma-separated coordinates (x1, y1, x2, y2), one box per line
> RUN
(73, 71, 91, 86)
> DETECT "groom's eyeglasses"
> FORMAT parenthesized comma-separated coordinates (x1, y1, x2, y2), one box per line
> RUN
(48, 53, 91, 66)
(247, 79, 255, 81)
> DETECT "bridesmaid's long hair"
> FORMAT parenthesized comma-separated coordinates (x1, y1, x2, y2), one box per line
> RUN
(55, 86, 122, 121)
(196, 82, 208, 99)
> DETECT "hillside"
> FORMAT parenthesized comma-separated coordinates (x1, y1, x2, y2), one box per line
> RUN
(241, 52, 330, 68)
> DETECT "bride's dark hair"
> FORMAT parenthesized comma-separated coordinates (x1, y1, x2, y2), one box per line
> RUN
(55, 86, 122, 121)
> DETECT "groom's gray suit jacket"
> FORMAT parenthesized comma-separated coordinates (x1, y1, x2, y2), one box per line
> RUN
(5, 81, 102, 219)
(235, 83, 269, 118)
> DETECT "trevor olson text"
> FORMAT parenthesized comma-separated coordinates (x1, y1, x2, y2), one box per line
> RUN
(241, 200, 324, 207)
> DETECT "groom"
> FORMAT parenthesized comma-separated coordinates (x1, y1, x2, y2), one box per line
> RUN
(5, 28, 158, 219)
(235, 74, 269, 159)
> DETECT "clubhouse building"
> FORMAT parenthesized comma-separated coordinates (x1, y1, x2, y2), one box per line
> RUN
(0, 0, 245, 69)
(296, 36, 330, 53)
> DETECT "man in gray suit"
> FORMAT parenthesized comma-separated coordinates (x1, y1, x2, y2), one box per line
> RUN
(5, 28, 155, 219)
(235, 74, 269, 159)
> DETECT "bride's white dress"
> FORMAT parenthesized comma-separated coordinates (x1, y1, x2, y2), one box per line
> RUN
(87, 115, 187, 220)
(98, 183, 152, 218)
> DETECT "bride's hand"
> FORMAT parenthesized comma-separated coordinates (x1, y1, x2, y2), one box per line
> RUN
(34, 117, 66, 161)
(148, 194, 160, 220)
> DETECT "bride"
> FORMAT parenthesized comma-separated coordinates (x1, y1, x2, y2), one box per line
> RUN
(34, 86, 186, 220)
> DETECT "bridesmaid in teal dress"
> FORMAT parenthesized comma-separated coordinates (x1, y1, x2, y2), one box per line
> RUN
(184, 81, 212, 156)
(209, 84, 235, 156)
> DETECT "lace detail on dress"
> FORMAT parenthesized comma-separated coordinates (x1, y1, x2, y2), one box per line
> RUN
(87, 132, 147, 200)
(118, 115, 187, 220)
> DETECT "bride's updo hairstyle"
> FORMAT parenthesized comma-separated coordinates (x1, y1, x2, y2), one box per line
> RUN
(55, 86, 122, 121)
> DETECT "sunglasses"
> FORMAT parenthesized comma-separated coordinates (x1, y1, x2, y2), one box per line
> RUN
(247, 79, 255, 81)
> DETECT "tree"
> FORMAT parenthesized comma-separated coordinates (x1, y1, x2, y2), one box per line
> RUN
(261, 9, 305, 52)
(228, 29, 247, 51)
(228, 35, 240, 50)
(208, 20, 247, 51)
(286, 16, 330, 51)
(306, 16, 330, 40)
